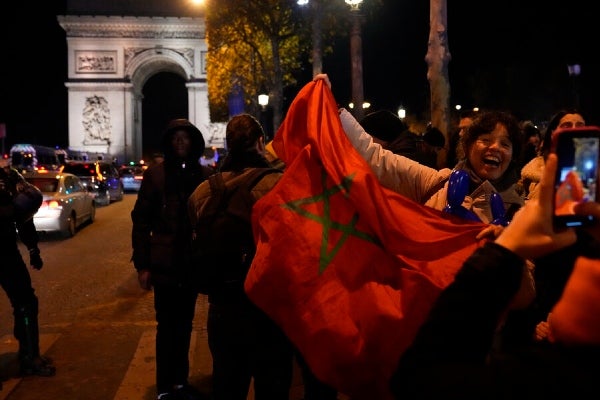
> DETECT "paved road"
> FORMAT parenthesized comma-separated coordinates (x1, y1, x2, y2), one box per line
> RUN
(0, 194, 309, 400)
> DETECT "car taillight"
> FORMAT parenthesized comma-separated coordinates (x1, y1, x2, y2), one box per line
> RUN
(134, 176, 143, 180)
(47, 200, 60, 209)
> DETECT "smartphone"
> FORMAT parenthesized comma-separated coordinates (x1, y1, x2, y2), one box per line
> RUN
(552, 126, 600, 228)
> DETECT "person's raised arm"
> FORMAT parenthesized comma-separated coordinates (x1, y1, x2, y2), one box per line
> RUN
(313, 73, 332, 90)
(495, 154, 577, 259)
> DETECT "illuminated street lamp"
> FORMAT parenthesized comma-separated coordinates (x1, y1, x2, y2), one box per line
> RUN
(346, 0, 365, 121)
(258, 92, 269, 109)
(258, 89, 272, 139)
(345, 0, 363, 10)
(397, 106, 406, 120)
(349, 101, 370, 110)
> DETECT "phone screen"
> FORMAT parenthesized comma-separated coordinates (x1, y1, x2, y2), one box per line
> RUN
(553, 127, 600, 227)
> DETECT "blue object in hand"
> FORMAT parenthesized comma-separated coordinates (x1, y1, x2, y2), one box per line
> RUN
(442, 169, 481, 222)
(490, 191, 508, 226)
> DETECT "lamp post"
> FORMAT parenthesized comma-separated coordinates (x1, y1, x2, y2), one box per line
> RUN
(258, 92, 269, 110)
(346, 0, 365, 121)
(397, 106, 406, 120)
(258, 90, 273, 140)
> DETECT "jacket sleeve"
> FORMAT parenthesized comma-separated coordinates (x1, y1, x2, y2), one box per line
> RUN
(339, 108, 452, 203)
(16, 218, 39, 250)
(390, 242, 524, 397)
(130, 168, 156, 271)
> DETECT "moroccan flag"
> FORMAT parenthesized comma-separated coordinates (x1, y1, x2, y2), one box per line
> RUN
(245, 80, 486, 399)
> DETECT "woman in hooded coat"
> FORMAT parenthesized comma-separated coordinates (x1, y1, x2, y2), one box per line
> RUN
(131, 118, 214, 400)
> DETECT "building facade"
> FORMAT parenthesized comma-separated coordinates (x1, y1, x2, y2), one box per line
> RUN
(58, 14, 225, 163)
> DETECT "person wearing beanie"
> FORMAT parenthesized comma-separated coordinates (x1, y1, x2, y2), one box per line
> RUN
(390, 153, 600, 399)
(360, 110, 407, 144)
(360, 110, 419, 159)
(131, 118, 214, 400)
(412, 125, 446, 169)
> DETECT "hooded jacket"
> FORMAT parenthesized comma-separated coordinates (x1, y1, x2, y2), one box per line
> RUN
(131, 119, 214, 284)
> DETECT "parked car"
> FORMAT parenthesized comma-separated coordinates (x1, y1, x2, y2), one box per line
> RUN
(61, 161, 124, 206)
(23, 170, 96, 237)
(200, 147, 227, 169)
(118, 164, 145, 192)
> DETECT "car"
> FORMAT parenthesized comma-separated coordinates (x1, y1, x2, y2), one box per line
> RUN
(200, 147, 227, 169)
(23, 170, 96, 237)
(118, 165, 145, 192)
(60, 161, 124, 206)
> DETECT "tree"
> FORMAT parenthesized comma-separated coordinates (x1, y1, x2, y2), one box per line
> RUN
(205, 0, 308, 131)
(205, 0, 380, 133)
(426, 0, 451, 168)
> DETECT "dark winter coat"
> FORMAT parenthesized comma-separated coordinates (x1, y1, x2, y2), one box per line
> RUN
(390, 242, 600, 399)
(130, 119, 214, 285)
(0, 167, 39, 250)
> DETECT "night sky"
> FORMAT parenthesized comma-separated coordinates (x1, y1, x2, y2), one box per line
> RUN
(0, 0, 597, 154)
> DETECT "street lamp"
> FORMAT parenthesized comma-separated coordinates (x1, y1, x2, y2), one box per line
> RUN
(397, 106, 406, 120)
(349, 101, 370, 110)
(258, 92, 269, 110)
(258, 89, 273, 140)
(346, 0, 365, 121)
(345, 0, 363, 10)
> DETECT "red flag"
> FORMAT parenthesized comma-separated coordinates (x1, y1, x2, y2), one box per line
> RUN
(245, 80, 485, 399)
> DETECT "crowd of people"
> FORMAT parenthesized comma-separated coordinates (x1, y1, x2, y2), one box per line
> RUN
(1, 72, 598, 400)
(135, 84, 598, 399)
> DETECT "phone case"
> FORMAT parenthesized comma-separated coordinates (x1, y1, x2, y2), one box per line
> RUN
(552, 126, 600, 227)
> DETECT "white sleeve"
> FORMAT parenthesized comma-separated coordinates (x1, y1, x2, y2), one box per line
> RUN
(339, 108, 451, 203)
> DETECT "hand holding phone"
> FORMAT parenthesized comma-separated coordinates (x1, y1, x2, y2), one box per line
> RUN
(551, 126, 600, 228)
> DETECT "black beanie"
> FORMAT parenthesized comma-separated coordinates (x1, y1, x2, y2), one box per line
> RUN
(360, 110, 407, 143)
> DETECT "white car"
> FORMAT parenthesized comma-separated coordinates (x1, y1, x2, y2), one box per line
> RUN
(118, 165, 145, 192)
(23, 171, 96, 238)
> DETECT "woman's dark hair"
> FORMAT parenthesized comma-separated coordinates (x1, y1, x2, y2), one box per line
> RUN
(521, 121, 542, 164)
(522, 121, 541, 141)
(540, 109, 585, 157)
(220, 114, 270, 172)
(461, 110, 523, 164)
(225, 114, 265, 154)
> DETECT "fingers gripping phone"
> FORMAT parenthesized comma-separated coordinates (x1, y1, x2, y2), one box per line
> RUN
(551, 126, 600, 227)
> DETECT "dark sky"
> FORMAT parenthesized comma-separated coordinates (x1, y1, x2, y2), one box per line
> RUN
(0, 0, 597, 154)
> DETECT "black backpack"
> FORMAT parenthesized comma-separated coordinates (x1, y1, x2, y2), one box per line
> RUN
(190, 167, 280, 296)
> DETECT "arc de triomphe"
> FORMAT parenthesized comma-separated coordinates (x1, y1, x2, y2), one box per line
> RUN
(58, 15, 225, 162)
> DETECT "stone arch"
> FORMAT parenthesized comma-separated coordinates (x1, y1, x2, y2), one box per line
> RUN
(127, 49, 193, 89)
(58, 15, 225, 164)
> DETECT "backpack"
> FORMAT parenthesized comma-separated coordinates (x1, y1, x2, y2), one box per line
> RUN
(190, 167, 280, 296)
